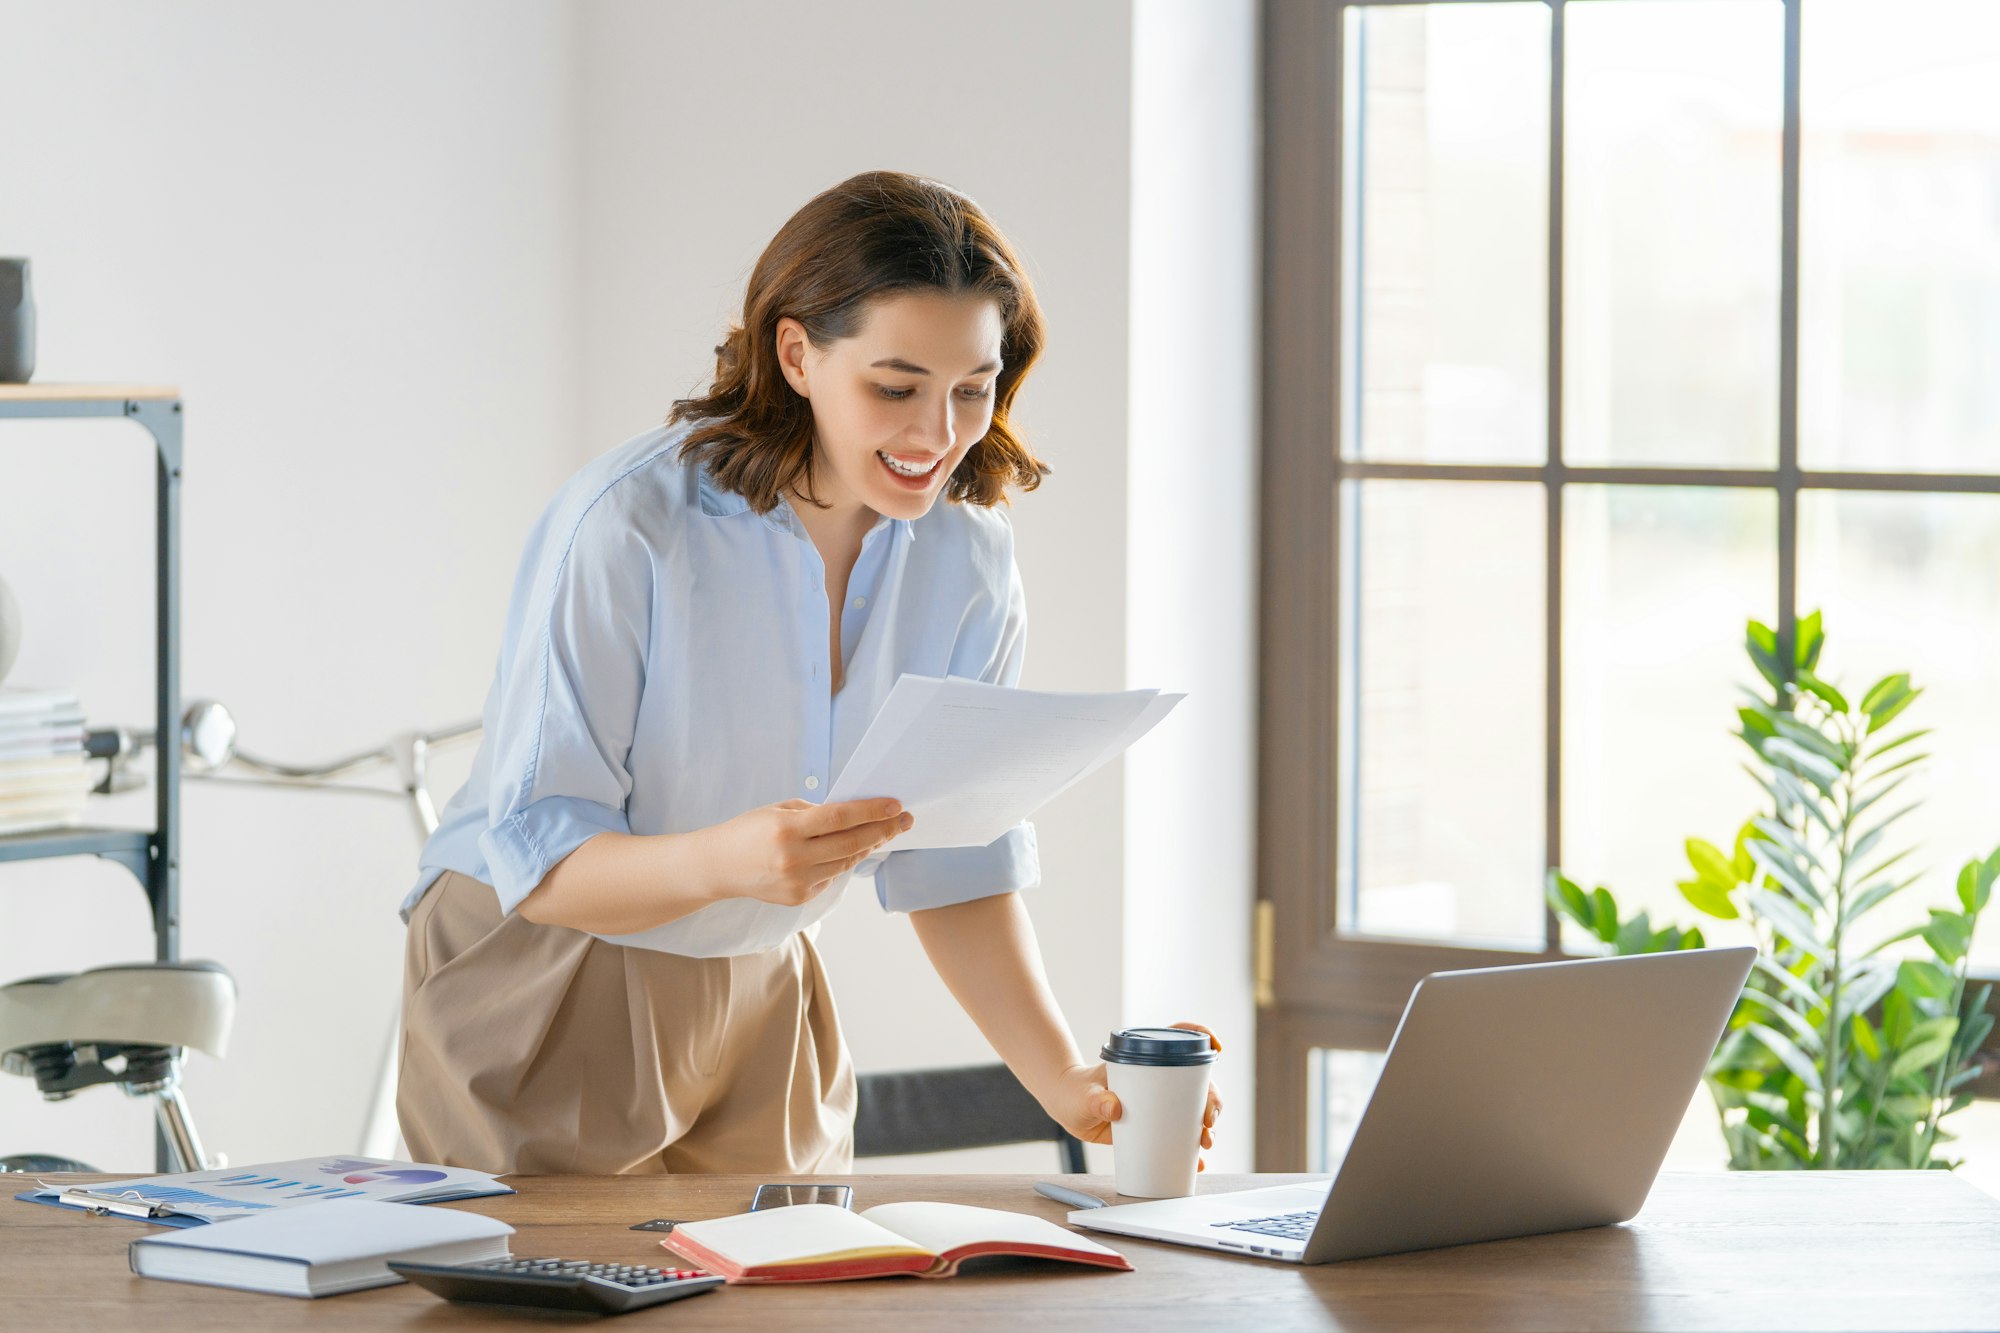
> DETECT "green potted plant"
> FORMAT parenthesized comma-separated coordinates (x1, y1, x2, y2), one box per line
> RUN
(1549, 612, 1997, 1169)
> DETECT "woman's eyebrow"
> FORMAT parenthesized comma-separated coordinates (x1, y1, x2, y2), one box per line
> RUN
(870, 357, 1001, 376)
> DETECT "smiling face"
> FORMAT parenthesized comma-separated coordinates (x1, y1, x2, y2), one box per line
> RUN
(775, 290, 1006, 533)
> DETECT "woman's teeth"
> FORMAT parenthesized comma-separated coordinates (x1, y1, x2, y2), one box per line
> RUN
(879, 451, 940, 478)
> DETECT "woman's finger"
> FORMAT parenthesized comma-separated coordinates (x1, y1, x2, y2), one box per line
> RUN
(1172, 1020, 1221, 1053)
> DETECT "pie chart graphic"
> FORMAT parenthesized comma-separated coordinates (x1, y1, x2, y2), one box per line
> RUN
(340, 1168, 448, 1186)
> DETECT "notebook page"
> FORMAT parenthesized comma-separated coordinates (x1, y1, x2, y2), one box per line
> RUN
(859, 1201, 1124, 1262)
(672, 1204, 933, 1268)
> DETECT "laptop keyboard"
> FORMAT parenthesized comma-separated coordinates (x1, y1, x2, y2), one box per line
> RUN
(1212, 1209, 1320, 1242)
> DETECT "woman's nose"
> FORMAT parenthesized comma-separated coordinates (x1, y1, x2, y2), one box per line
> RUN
(912, 396, 954, 450)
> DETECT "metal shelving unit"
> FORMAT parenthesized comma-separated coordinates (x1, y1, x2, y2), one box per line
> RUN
(0, 384, 182, 963)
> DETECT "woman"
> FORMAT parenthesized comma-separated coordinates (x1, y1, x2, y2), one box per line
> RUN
(397, 170, 1220, 1176)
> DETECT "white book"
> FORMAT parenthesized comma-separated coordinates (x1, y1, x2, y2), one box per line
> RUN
(0, 773, 91, 802)
(128, 1198, 514, 1298)
(0, 810, 84, 837)
(0, 687, 81, 717)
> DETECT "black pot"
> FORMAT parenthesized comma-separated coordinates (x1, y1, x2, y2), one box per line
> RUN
(0, 258, 35, 383)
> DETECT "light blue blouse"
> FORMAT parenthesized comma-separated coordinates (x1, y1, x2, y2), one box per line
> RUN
(402, 421, 1040, 957)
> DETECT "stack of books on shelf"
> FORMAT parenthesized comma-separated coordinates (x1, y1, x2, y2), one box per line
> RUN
(0, 687, 90, 836)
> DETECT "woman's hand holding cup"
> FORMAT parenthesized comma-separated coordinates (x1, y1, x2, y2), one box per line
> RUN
(1053, 1021, 1223, 1196)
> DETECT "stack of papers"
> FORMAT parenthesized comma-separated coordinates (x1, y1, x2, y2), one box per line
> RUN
(20, 1155, 514, 1227)
(828, 675, 1183, 849)
(129, 1197, 514, 1298)
(0, 687, 89, 836)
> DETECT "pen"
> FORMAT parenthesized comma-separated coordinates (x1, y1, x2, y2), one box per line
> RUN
(1035, 1180, 1106, 1210)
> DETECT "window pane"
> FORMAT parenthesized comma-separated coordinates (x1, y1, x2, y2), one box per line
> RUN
(1563, 0, 1784, 468)
(1338, 481, 1545, 948)
(1798, 492, 2000, 969)
(1799, 1, 2000, 473)
(1308, 1048, 1387, 1174)
(1561, 486, 1775, 947)
(1341, 3, 1549, 464)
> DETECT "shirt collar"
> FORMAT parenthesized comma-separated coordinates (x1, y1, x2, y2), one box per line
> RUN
(698, 466, 918, 545)
(695, 466, 750, 518)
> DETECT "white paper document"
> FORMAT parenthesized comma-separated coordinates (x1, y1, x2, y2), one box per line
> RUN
(828, 675, 1183, 850)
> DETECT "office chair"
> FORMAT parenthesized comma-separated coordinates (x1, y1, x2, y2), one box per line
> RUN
(853, 1062, 1088, 1173)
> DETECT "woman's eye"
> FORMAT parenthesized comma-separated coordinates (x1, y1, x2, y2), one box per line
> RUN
(875, 386, 916, 401)
(959, 385, 994, 401)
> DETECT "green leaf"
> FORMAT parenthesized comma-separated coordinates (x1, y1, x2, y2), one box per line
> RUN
(1867, 685, 1923, 736)
(1743, 1020, 1824, 1093)
(1747, 843, 1826, 912)
(1797, 669, 1849, 715)
(1738, 986, 1825, 1054)
(1753, 954, 1828, 1016)
(1739, 706, 1778, 743)
(1772, 713, 1849, 767)
(1859, 672, 1910, 717)
(1884, 988, 1916, 1045)
(1681, 925, 1707, 950)
(1547, 871, 1593, 931)
(1867, 922, 1929, 957)
(1770, 770, 1840, 837)
(1848, 848, 1920, 895)
(1852, 1013, 1883, 1061)
(1897, 958, 1954, 1003)
(1744, 886, 1830, 962)
(1923, 910, 1973, 965)
(1959, 858, 1993, 915)
(1868, 750, 1933, 782)
(1840, 960, 1899, 1020)
(1679, 878, 1740, 920)
(1849, 804, 1920, 867)
(1840, 878, 1910, 930)
(1680, 837, 1741, 918)
(1889, 1021, 1959, 1081)
(1747, 620, 1785, 688)
(1763, 738, 1842, 795)
(1614, 911, 1657, 956)
(1590, 887, 1620, 943)
(1866, 727, 1933, 762)
(1795, 610, 1825, 671)
(1686, 837, 1735, 887)
(1749, 816, 1825, 880)
(1847, 771, 1913, 824)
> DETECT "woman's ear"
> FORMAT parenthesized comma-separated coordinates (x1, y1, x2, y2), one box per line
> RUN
(775, 318, 812, 398)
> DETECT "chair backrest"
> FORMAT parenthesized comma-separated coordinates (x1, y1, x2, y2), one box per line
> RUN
(854, 1063, 1087, 1174)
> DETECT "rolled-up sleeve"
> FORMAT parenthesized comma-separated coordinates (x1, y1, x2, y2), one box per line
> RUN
(476, 497, 650, 915)
(872, 533, 1042, 913)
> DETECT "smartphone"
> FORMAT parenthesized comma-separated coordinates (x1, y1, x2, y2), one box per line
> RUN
(750, 1184, 854, 1212)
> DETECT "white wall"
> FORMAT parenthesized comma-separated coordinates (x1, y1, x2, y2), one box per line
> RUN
(1126, 0, 1260, 1172)
(0, 0, 1258, 1178)
(0, 0, 580, 1169)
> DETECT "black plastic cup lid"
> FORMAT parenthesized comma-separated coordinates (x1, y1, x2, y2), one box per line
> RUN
(1101, 1027, 1217, 1067)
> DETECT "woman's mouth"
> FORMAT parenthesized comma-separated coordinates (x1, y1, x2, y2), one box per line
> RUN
(878, 450, 943, 486)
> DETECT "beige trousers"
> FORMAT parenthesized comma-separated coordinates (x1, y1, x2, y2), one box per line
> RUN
(398, 870, 855, 1176)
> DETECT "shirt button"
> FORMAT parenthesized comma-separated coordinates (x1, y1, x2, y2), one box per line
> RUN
(804, 775, 820, 791)
(852, 596, 867, 609)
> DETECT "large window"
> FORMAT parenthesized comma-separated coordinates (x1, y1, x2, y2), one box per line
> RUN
(1259, 0, 2000, 1169)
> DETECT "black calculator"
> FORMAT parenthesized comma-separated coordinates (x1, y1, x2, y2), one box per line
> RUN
(388, 1256, 725, 1315)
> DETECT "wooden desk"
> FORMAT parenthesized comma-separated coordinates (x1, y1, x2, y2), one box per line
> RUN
(7, 1171, 1999, 1330)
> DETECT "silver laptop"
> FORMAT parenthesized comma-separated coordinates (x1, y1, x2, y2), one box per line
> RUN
(1071, 947, 1754, 1264)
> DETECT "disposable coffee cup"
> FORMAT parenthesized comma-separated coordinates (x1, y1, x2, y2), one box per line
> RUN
(1102, 1027, 1216, 1198)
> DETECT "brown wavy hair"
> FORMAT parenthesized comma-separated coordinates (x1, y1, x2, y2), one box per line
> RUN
(669, 171, 1050, 512)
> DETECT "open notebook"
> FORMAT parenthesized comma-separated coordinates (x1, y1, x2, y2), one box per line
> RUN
(660, 1202, 1131, 1284)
